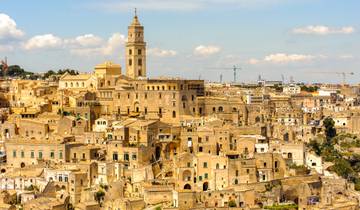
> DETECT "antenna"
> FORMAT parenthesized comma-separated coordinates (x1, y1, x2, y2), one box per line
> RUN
(207, 65, 242, 83)
(290, 76, 294, 83)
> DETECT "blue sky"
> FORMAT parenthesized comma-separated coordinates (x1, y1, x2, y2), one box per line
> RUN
(0, 0, 359, 84)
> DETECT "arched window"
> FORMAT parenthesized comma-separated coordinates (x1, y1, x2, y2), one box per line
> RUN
(183, 170, 191, 181)
(218, 106, 224, 112)
(172, 111, 176, 118)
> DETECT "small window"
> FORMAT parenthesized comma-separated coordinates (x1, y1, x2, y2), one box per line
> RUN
(138, 49, 141, 55)
(203, 162, 208, 168)
(129, 59, 132, 66)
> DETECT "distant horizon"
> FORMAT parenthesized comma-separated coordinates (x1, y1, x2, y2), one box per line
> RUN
(0, 0, 359, 84)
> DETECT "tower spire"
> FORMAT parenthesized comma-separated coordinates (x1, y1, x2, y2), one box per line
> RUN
(126, 9, 146, 79)
(131, 8, 141, 26)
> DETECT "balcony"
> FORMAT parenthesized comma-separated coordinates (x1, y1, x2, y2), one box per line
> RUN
(158, 134, 176, 142)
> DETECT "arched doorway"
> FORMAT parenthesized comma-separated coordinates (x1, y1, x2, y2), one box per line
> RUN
(155, 146, 161, 161)
(203, 182, 209, 191)
(184, 184, 191, 190)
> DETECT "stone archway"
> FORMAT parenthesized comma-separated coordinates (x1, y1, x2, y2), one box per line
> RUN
(184, 184, 191, 190)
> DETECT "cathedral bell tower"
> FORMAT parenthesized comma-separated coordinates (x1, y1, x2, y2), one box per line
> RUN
(126, 9, 146, 79)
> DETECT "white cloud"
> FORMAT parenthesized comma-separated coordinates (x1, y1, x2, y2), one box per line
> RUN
(249, 53, 318, 64)
(102, 33, 126, 55)
(66, 34, 103, 47)
(23, 34, 62, 50)
(70, 33, 126, 56)
(264, 53, 315, 63)
(23, 32, 123, 55)
(293, 25, 355, 35)
(339, 55, 354, 59)
(194, 45, 220, 56)
(0, 13, 24, 40)
(147, 48, 177, 57)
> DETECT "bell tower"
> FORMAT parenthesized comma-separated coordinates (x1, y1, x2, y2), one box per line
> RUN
(126, 9, 146, 79)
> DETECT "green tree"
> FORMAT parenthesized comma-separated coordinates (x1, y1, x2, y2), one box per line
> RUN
(323, 117, 336, 144)
(301, 85, 319, 92)
(95, 190, 105, 203)
(330, 158, 355, 179)
(308, 140, 322, 155)
(44, 70, 56, 78)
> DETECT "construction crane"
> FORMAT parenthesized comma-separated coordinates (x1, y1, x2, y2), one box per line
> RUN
(208, 65, 242, 83)
(310, 71, 355, 85)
